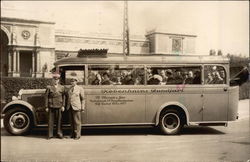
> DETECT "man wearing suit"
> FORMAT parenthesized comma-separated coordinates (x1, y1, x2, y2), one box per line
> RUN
(66, 77, 85, 140)
(45, 74, 65, 139)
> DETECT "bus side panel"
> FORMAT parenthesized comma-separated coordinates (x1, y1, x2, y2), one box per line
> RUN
(228, 86, 239, 121)
(85, 88, 146, 124)
(203, 86, 228, 121)
(145, 86, 203, 123)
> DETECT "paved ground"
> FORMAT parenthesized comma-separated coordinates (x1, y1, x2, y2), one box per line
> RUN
(1, 99, 249, 162)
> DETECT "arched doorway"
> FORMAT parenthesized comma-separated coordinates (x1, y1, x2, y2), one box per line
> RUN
(0, 29, 9, 76)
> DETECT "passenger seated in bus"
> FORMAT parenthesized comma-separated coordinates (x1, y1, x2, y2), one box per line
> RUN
(147, 69, 163, 85)
(145, 68, 152, 81)
(115, 76, 122, 85)
(123, 73, 134, 85)
(102, 72, 113, 85)
(211, 71, 224, 84)
(159, 70, 168, 83)
(211, 66, 218, 78)
(205, 72, 213, 84)
(88, 71, 96, 84)
(183, 71, 194, 84)
(134, 76, 143, 85)
(174, 70, 183, 84)
(120, 70, 129, 83)
(219, 70, 226, 83)
(92, 73, 102, 85)
(159, 70, 168, 84)
(193, 71, 201, 84)
(166, 69, 175, 84)
(109, 67, 119, 83)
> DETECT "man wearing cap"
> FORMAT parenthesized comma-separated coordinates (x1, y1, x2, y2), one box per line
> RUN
(166, 69, 175, 84)
(66, 77, 85, 140)
(45, 73, 65, 139)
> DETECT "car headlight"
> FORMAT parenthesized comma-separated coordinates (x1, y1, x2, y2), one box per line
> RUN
(17, 89, 23, 99)
(12, 96, 18, 101)
(18, 89, 23, 96)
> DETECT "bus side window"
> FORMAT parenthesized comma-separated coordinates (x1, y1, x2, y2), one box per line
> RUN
(147, 67, 164, 85)
(146, 66, 202, 85)
(64, 66, 85, 85)
(88, 65, 111, 85)
(204, 65, 226, 84)
(118, 65, 144, 85)
(88, 65, 144, 86)
(183, 67, 201, 85)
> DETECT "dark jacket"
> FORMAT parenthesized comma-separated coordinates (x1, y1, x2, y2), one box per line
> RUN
(45, 84, 65, 108)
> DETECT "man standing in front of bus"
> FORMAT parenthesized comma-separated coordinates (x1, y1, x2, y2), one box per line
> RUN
(45, 73, 65, 140)
(66, 77, 85, 140)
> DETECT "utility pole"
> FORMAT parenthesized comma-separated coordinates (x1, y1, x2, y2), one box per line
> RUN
(123, 0, 130, 56)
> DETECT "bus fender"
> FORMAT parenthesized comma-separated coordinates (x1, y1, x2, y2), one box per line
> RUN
(155, 101, 190, 126)
(2, 100, 36, 120)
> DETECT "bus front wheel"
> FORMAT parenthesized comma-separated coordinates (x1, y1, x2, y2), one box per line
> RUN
(159, 109, 183, 135)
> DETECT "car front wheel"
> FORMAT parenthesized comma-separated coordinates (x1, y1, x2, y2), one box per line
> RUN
(4, 107, 33, 135)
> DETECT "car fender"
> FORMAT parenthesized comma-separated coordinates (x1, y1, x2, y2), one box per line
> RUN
(2, 100, 36, 119)
(155, 101, 190, 126)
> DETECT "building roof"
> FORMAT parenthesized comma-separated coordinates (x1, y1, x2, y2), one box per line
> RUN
(1, 17, 55, 25)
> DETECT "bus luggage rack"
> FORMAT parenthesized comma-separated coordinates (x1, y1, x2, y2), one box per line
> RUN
(77, 49, 108, 58)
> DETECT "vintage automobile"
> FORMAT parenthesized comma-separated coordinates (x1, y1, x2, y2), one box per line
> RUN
(2, 89, 47, 135)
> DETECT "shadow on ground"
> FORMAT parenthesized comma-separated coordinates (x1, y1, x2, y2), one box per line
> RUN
(1, 125, 225, 137)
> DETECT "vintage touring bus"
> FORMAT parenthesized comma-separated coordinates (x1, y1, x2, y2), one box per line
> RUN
(2, 50, 243, 135)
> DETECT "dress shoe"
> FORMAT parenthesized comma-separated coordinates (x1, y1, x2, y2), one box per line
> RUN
(74, 137, 80, 140)
(63, 136, 71, 139)
(58, 135, 64, 139)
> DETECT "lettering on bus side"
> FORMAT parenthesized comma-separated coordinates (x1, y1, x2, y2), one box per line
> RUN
(101, 89, 184, 94)
(89, 89, 185, 106)
(90, 95, 134, 106)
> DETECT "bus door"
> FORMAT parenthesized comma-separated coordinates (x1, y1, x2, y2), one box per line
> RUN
(202, 65, 228, 121)
(85, 64, 146, 125)
(62, 66, 87, 124)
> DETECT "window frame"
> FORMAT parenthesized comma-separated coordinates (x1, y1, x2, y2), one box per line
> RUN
(203, 64, 228, 86)
(59, 65, 86, 85)
(145, 64, 203, 86)
(58, 63, 228, 87)
(86, 64, 146, 86)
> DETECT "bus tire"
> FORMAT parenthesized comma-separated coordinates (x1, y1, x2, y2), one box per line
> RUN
(3, 107, 33, 135)
(159, 109, 183, 135)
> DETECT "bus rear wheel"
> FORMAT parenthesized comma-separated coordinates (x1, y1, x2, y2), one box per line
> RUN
(159, 109, 183, 135)
(3, 107, 33, 135)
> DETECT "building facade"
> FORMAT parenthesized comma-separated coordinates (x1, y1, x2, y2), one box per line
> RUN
(1, 17, 55, 77)
(1, 17, 196, 78)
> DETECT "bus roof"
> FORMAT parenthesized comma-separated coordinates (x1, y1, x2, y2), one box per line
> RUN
(54, 54, 229, 66)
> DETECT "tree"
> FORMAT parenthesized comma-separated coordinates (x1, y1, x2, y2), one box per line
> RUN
(217, 50, 222, 56)
(209, 49, 216, 56)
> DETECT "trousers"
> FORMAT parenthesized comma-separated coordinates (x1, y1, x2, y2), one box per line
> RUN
(69, 107, 81, 138)
(48, 108, 63, 138)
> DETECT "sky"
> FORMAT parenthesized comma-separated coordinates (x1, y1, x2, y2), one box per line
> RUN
(1, 1, 249, 56)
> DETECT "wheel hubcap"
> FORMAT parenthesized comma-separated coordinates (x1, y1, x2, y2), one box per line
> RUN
(163, 113, 180, 132)
(9, 112, 30, 132)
